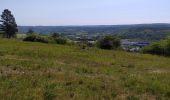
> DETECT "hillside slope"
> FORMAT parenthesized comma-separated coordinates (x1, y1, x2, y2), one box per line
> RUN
(0, 39, 170, 100)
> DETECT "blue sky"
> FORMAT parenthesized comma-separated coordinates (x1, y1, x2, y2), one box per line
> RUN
(0, 0, 170, 26)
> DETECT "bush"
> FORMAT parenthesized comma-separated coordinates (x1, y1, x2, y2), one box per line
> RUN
(97, 36, 120, 50)
(142, 43, 164, 55)
(51, 33, 60, 38)
(142, 36, 170, 56)
(23, 33, 68, 45)
(55, 37, 67, 45)
(43, 84, 56, 100)
(23, 33, 49, 43)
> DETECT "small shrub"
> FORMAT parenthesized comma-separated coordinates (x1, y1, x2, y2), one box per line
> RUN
(51, 33, 60, 38)
(43, 84, 56, 100)
(97, 35, 120, 50)
(36, 36, 49, 43)
(23, 33, 49, 43)
(55, 37, 67, 44)
(23, 33, 37, 42)
(111, 91, 117, 98)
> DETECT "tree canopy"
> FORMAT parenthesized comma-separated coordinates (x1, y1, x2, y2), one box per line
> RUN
(142, 36, 170, 56)
(0, 9, 18, 38)
(97, 36, 120, 50)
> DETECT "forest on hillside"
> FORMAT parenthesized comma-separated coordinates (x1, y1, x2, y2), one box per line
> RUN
(18, 24, 170, 41)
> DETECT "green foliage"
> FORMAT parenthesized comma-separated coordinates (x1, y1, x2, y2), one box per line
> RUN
(19, 24, 170, 41)
(27, 28, 34, 34)
(0, 9, 18, 38)
(23, 33, 49, 43)
(142, 36, 170, 56)
(43, 84, 56, 100)
(51, 33, 60, 38)
(23, 33, 68, 45)
(0, 39, 170, 99)
(127, 95, 139, 100)
(97, 35, 120, 50)
(54, 37, 67, 45)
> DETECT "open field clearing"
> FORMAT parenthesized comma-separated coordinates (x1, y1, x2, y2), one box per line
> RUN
(0, 39, 170, 100)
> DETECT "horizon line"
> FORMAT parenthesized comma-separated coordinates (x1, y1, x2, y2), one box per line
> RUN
(18, 23, 170, 27)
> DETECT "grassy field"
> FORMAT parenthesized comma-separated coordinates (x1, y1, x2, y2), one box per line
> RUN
(0, 39, 170, 100)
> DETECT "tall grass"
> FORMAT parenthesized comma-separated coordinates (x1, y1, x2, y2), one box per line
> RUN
(0, 39, 170, 99)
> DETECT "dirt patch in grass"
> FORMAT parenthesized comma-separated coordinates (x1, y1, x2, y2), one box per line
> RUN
(56, 60, 65, 65)
(0, 65, 62, 77)
(148, 69, 170, 74)
(1, 55, 31, 61)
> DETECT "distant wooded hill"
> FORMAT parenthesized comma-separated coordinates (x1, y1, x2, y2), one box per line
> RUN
(18, 23, 170, 41)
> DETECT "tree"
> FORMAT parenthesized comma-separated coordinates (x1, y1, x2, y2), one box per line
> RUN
(27, 28, 34, 34)
(52, 33, 60, 38)
(97, 35, 120, 50)
(55, 37, 67, 45)
(141, 36, 170, 56)
(0, 9, 18, 38)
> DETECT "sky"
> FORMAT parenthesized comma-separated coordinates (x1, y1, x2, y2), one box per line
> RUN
(0, 0, 170, 26)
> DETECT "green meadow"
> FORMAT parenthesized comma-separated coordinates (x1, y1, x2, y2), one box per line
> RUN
(0, 39, 170, 100)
